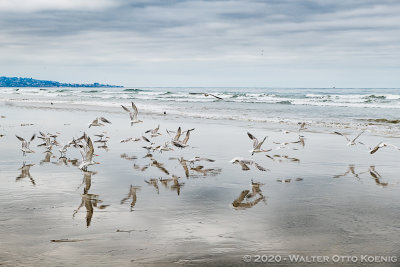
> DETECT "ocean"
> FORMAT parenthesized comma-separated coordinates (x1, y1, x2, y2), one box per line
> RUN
(1, 87, 400, 135)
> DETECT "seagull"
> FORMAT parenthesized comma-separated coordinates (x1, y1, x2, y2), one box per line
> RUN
(369, 142, 400, 154)
(74, 134, 99, 171)
(88, 117, 111, 128)
(38, 131, 53, 151)
(187, 156, 215, 166)
(298, 122, 307, 131)
(172, 127, 195, 148)
(247, 132, 270, 155)
(121, 102, 142, 125)
(120, 137, 141, 143)
(16, 134, 36, 155)
(120, 153, 137, 161)
(230, 157, 269, 172)
(334, 130, 365, 146)
(204, 93, 223, 100)
(145, 125, 161, 137)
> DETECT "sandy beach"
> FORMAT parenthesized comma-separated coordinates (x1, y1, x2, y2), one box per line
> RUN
(1, 99, 400, 266)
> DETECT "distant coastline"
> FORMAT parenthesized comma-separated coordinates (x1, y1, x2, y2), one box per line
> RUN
(0, 76, 123, 88)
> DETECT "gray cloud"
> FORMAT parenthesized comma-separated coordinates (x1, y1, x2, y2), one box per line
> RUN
(0, 0, 399, 87)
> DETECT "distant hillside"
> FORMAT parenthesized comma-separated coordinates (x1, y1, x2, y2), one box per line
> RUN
(0, 76, 123, 88)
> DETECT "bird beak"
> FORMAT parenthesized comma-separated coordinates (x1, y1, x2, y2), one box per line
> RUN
(96, 162, 101, 164)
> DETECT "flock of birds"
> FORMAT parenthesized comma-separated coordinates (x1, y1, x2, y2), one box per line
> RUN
(12, 101, 400, 225)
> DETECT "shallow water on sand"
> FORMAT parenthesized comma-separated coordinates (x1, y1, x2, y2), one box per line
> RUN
(1, 103, 400, 266)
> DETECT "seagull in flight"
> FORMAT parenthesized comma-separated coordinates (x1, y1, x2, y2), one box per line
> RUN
(368, 142, 400, 154)
(88, 117, 112, 128)
(334, 130, 365, 146)
(16, 134, 36, 155)
(247, 132, 270, 155)
(230, 157, 269, 172)
(121, 102, 142, 125)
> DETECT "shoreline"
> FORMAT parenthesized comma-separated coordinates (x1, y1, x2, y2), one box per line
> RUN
(2, 98, 400, 138)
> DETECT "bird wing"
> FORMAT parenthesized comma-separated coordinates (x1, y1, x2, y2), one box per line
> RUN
(174, 127, 182, 141)
(351, 130, 365, 142)
(100, 117, 111, 124)
(247, 132, 259, 149)
(334, 131, 350, 142)
(255, 136, 267, 150)
(86, 137, 94, 161)
(254, 162, 268, 171)
(182, 129, 192, 145)
(238, 161, 250, 171)
(16, 135, 25, 142)
(131, 102, 138, 119)
(121, 105, 130, 113)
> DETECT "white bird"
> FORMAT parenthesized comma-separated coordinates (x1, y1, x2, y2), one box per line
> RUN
(145, 125, 161, 137)
(369, 142, 400, 154)
(16, 134, 36, 155)
(121, 102, 142, 125)
(74, 134, 99, 171)
(88, 117, 112, 128)
(172, 127, 194, 148)
(120, 137, 141, 143)
(230, 157, 269, 172)
(247, 132, 270, 155)
(334, 130, 365, 146)
(187, 156, 215, 165)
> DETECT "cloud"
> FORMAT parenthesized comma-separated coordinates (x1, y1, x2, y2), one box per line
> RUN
(0, 0, 399, 86)
(0, 0, 116, 12)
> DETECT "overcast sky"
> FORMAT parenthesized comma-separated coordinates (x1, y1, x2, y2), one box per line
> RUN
(0, 0, 399, 87)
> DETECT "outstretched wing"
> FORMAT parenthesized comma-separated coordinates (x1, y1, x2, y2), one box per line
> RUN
(174, 127, 182, 141)
(351, 130, 365, 143)
(247, 132, 259, 149)
(131, 102, 138, 119)
(334, 131, 350, 142)
(16, 135, 25, 142)
(100, 117, 111, 124)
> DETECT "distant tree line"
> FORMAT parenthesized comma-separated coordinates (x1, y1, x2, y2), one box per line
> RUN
(0, 76, 122, 87)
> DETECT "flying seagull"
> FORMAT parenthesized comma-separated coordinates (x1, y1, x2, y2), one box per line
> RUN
(121, 102, 142, 125)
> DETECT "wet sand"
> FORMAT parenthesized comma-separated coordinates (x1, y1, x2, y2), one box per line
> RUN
(1, 102, 400, 266)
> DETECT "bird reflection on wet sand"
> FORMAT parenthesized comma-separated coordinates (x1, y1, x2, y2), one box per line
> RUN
(232, 181, 265, 209)
(170, 175, 184, 195)
(333, 164, 361, 180)
(40, 151, 54, 165)
(73, 193, 108, 227)
(16, 162, 35, 185)
(145, 179, 159, 194)
(76, 170, 97, 194)
(121, 185, 141, 211)
(368, 166, 388, 187)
